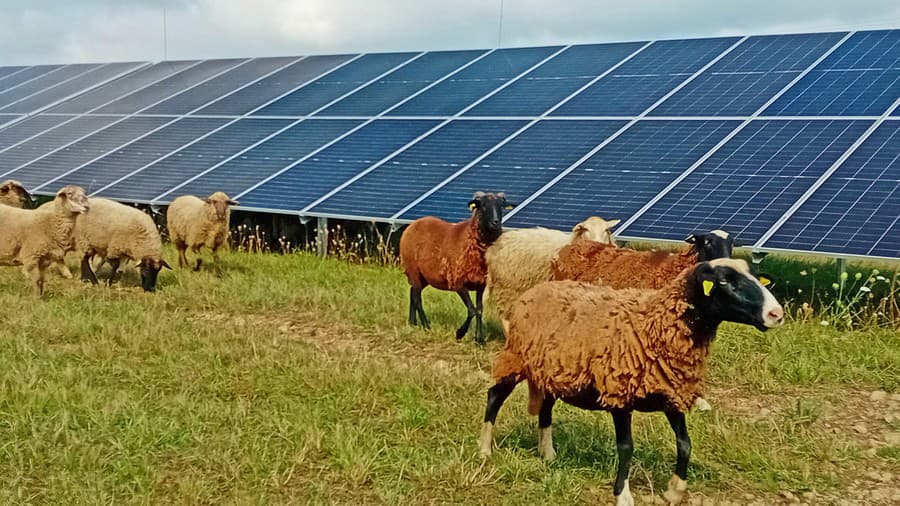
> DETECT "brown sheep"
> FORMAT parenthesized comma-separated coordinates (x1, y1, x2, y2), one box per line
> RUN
(399, 191, 513, 343)
(479, 259, 784, 505)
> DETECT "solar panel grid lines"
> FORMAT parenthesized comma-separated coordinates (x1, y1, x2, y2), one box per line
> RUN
(0, 116, 120, 172)
(0, 66, 31, 84)
(502, 36, 750, 222)
(0, 115, 71, 150)
(0, 65, 68, 99)
(613, 31, 856, 236)
(753, 94, 900, 250)
(0, 63, 102, 109)
(0, 115, 24, 130)
(233, 46, 569, 205)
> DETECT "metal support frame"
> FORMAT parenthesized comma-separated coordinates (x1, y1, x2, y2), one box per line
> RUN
(317, 217, 329, 257)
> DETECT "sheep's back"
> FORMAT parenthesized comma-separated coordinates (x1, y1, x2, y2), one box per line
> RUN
(553, 241, 688, 289)
(167, 196, 207, 245)
(399, 217, 477, 290)
(76, 199, 162, 260)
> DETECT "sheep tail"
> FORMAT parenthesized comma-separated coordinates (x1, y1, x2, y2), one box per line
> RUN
(527, 380, 544, 416)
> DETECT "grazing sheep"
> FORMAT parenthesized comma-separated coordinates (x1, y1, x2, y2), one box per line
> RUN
(486, 216, 620, 321)
(74, 198, 170, 292)
(0, 185, 90, 296)
(166, 192, 237, 273)
(479, 258, 784, 505)
(399, 191, 513, 343)
(0, 180, 31, 208)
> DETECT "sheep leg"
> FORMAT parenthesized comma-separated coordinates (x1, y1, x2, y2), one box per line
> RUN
(192, 245, 203, 272)
(537, 396, 557, 461)
(663, 411, 691, 505)
(26, 263, 47, 298)
(80, 253, 99, 285)
(479, 376, 517, 457)
(176, 243, 188, 269)
(408, 286, 418, 325)
(106, 258, 122, 286)
(474, 287, 485, 344)
(212, 247, 222, 275)
(611, 410, 634, 506)
(455, 290, 476, 340)
(409, 286, 430, 328)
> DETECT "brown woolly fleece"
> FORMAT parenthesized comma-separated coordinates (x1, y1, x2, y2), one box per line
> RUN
(551, 240, 697, 289)
(493, 273, 708, 414)
(400, 216, 490, 291)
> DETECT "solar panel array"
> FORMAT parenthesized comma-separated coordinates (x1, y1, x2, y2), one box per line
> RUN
(1, 29, 899, 260)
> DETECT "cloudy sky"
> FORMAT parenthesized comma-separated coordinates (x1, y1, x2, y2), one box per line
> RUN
(3, 0, 900, 64)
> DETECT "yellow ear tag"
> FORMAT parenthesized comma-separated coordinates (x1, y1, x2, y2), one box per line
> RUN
(504, 204, 514, 210)
(468, 202, 476, 211)
(702, 280, 714, 296)
(759, 276, 772, 287)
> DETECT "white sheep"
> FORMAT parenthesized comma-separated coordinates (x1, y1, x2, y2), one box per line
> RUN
(73, 198, 170, 292)
(0, 180, 30, 208)
(0, 185, 90, 296)
(485, 216, 620, 321)
(166, 192, 237, 273)
(479, 258, 784, 505)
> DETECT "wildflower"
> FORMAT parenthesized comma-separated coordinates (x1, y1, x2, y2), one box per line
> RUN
(820, 320, 829, 326)
(859, 286, 871, 293)
(873, 269, 880, 276)
(855, 272, 862, 280)
(797, 289, 803, 293)
(832, 283, 840, 290)
(800, 270, 808, 276)
(877, 276, 887, 281)
(841, 272, 848, 281)
(811, 268, 818, 274)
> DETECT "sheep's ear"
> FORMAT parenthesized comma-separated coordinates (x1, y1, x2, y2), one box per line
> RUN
(160, 260, 172, 270)
(468, 200, 478, 211)
(227, 200, 239, 206)
(606, 219, 621, 228)
(684, 232, 704, 244)
(757, 272, 773, 287)
(572, 223, 587, 236)
(205, 198, 212, 204)
(496, 192, 506, 199)
(472, 191, 485, 200)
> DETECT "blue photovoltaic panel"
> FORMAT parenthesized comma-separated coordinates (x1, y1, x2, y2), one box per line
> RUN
(6, 116, 170, 189)
(552, 37, 740, 116)
(310, 119, 528, 218)
(0, 64, 100, 108)
(98, 118, 294, 201)
(162, 119, 363, 201)
(94, 59, 247, 114)
(316, 50, 485, 116)
(467, 42, 646, 116)
(400, 120, 626, 222)
(49, 118, 230, 192)
(49, 61, 199, 114)
(142, 57, 297, 115)
(765, 30, 900, 116)
(0, 115, 71, 150)
(0, 66, 27, 80)
(762, 121, 900, 258)
(254, 53, 418, 116)
(621, 119, 871, 244)
(0, 65, 63, 91)
(0, 116, 119, 172)
(238, 119, 441, 211)
(388, 46, 563, 116)
(506, 120, 739, 230)
(651, 32, 846, 116)
(0, 62, 143, 114)
(194, 55, 355, 116)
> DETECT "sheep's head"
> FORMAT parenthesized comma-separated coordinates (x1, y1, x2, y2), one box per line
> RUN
(0, 180, 31, 208)
(56, 185, 89, 215)
(206, 192, 238, 221)
(468, 191, 513, 242)
(688, 258, 784, 334)
(572, 216, 620, 245)
(685, 229, 737, 261)
(139, 258, 171, 292)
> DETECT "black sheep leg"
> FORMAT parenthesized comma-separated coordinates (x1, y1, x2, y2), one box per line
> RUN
(537, 396, 556, 461)
(455, 290, 477, 340)
(408, 286, 418, 326)
(663, 411, 691, 504)
(473, 287, 485, 344)
(479, 376, 517, 456)
(611, 410, 634, 504)
(106, 258, 121, 286)
(80, 252, 99, 285)
(410, 286, 430, 329)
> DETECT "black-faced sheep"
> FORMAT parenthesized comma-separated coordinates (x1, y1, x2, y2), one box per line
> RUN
(0, 185, 90, 297)
(485, 216, 620, 321)
(399, 191, 513, 343)
(479, 258, 784, 505)
(74, 198, 171, 292)
(167, 192, 237, 273)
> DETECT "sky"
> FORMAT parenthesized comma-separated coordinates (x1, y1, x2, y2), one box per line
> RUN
(2, 0, 900, 65)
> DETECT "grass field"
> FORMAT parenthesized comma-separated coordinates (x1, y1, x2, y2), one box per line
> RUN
(0, 248, 897, 504)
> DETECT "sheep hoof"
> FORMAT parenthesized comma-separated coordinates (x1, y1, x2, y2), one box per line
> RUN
(478, 422, 493, 457)
(693, 397, 712, 411)
(615, 480, 634, 506)
(538, 427, 556, 461)
(663, 475, 687, 504)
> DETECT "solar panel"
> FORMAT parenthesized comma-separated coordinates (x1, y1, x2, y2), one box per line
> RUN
(506, 120, 739, 230)
(317, 50, 486, 116)
(0, 66, 27, 81)
(617, 119, 871, 244)
(765, 30, 900, 116)
(254, 53, 419, 116)
(387, 46, 563, 116)
(157, 119, 363, 202)
(0, 65, 64, 92)
(309, 119, 528, 218)
(398, 120, 627, 222)
(0, 64, 101, 109)
(97, 119, 295, 201)
(0, 116, 120, 174)
(0, 115, 72, 150)
(760, 121, 900, 258)
(141, 57, 298, 115)
(650, 33, 846, 116)
(551, 37, 741, 116)
(238, 119, 441, 211)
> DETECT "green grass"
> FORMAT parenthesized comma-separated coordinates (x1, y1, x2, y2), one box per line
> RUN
(0, 248, 897, 504)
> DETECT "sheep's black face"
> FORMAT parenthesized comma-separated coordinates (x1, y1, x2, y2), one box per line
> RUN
(140, 259, 171, 292)
(689, 259, 784, 333)
(685, 229, 736, 261)
(468, 191, 513, 242)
